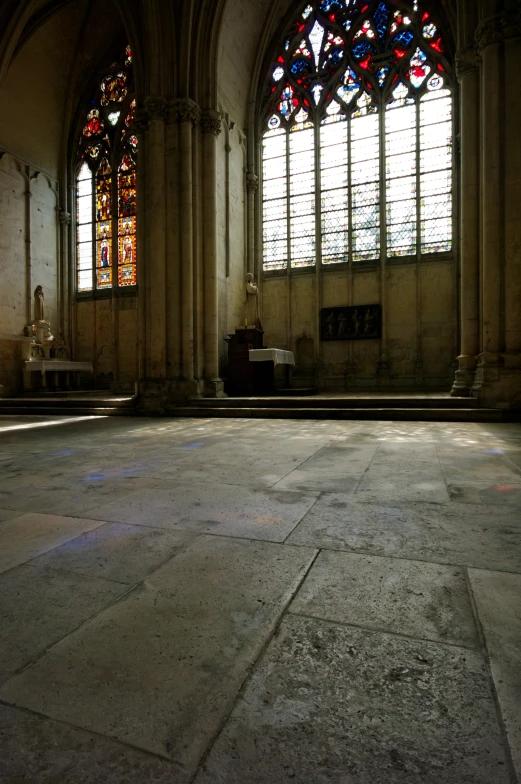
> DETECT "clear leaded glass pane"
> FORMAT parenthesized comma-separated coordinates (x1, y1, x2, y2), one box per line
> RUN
(290, 126, 315, 267)
(76, 162, 93, 291)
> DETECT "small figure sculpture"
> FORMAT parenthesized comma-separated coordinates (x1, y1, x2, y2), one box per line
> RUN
(337, 311, 348, 338)
(34, 286, 45, 322)
(325, 311, 336, 338)
(363, 307, 375, 336)
(245, 272, 259, 327)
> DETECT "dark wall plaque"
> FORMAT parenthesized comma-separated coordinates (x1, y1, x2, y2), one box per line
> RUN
(320, 304, 381, 341)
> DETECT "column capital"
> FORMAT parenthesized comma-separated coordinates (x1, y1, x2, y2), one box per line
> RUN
(170, 98, 200, 126)
(455, 45, 479, 80)
(246, 171, 259, 194)
(475, 10, 521, 53)
(58, 208, 71, 226)
(200, 110, 222, 136)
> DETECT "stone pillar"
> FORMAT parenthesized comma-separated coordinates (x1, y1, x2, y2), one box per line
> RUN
(144, 98, 168, 379)
(177, 99, 198, 385)
(472, 9, 521, 406)
(201, 110, 225, 397)
(246, 171, 258, 278)
(135, 98, 170, 411)
(452, 44, 480, 396)
(58, 209, 72, 347)
(503, 17, 521, 370)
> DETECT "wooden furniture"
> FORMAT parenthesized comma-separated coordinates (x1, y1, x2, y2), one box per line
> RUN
(225, 327, 264, 396)
(225, 328, 295, 396)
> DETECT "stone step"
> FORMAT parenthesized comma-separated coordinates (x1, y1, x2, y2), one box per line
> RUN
(0, 406, 134, 417)
(190, 395, 479, 410)
(0, 396, 134, 409)
(166, 406, 505, 422)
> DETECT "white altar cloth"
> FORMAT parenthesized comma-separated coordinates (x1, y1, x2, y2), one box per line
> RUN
(25, 360, 93, 375)
(249, 349, 295, 367)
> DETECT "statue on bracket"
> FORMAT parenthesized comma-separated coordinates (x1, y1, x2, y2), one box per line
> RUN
(34, 285, 45, 322)
(245, 272, 262, 329)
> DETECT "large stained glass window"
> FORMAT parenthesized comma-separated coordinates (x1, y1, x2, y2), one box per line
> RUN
(76, 46, 138, 292)
(262, 1, 452, 271)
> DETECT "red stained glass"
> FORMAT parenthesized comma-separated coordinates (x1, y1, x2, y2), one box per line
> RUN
(125, 98, 136, 127)
(83, 109, 104, 138)
(118, 156, 137, 286)
(101, 71, 127, 106)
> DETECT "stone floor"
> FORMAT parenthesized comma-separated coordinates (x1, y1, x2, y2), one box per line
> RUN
(0, 414, 520, 783)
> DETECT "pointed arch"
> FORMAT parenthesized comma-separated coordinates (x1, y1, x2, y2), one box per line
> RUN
(260, 0, 454, 271)
(75, 42, 138, 292)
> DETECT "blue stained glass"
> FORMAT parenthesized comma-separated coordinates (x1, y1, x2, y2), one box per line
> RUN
(374, 3, 390, 41)
(325, 48, 343, 67)
(352, 42, 376, 60)
(377, 66, 389, 86)
(320, 0, 343, 10)
(291, 59, 310, 74)
(393, 30, 414, 47)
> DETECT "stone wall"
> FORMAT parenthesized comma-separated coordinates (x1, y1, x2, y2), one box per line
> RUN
(262, 261, 456, 390)
(0, 153, 59, 394)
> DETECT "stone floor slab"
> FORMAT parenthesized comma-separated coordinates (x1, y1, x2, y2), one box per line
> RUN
(0, 563, 128, 684)
(0, 507, 22, 522)
(447, 481, 521, 508)
(286, 495, 521, 572)
(0, 536, 316, 777)
(290, 550, 479, 648)
(29, 523, 199, 584)
(0, 513, 105, 574)
(272, 469, 363, 494)
(0, 704, 184, 784)
(195, 615, 509, 784)
(85, 483, 320, 542)
(469, 569, 521, 781)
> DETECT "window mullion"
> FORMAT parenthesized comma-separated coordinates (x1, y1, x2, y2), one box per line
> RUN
(113, 157, 118, 290)
(286, 128, 291, 275)
(92, 172, 96, 291)
(348, 110, 352, 265)
(416, 98, 421, 260)
(315, 119, 321, 269)
(380, 102, 387, 266)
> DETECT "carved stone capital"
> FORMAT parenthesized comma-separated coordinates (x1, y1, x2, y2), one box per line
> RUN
(476, 11, 521, 53)
(455, 45, 479, 80)
(58, 209, 71, 226)
(171, 98, 199, 125)
(144, 97, 169, 122)
(133, 108, 150, 133)
(200, 110, 222, 136)
(246, 172, 259, 194)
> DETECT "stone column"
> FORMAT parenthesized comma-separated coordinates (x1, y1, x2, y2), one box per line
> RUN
(246, 171, 258, 278)
(201, 110, 225, 397)
(503, 14, 521, 368)
(134, 98, 170, 410)
(452, 44, 480, 396)
(471, 15, 503, 399)
(472, 9, 521, 406)
(177, 99, 198, 386)
(144, 98, 168, 379)
(58, 209, 71, 347)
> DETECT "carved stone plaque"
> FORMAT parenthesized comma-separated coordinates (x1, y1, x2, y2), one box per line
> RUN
(320, 304, 382, 341)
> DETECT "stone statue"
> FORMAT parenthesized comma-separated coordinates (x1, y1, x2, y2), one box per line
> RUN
(34, 286, 45, 322)
(245, 272, 259, 327)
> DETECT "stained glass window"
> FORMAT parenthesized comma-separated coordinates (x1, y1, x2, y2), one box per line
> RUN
(75, 46, 137, 292)
(261, 1, 452, 271)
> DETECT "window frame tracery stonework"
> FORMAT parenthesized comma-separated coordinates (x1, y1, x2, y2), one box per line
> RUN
(259, 0, 456, 275)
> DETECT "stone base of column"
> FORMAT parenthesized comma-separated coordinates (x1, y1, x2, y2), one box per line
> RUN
(202, 377, 227, 398)
(451, 355, 476, 397)
(470, 353, 521, 408)
(135, 378, 199, 413)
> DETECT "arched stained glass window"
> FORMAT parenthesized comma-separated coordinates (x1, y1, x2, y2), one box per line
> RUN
(261, 1, 452, 271)
(76, 45, 138, 292)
